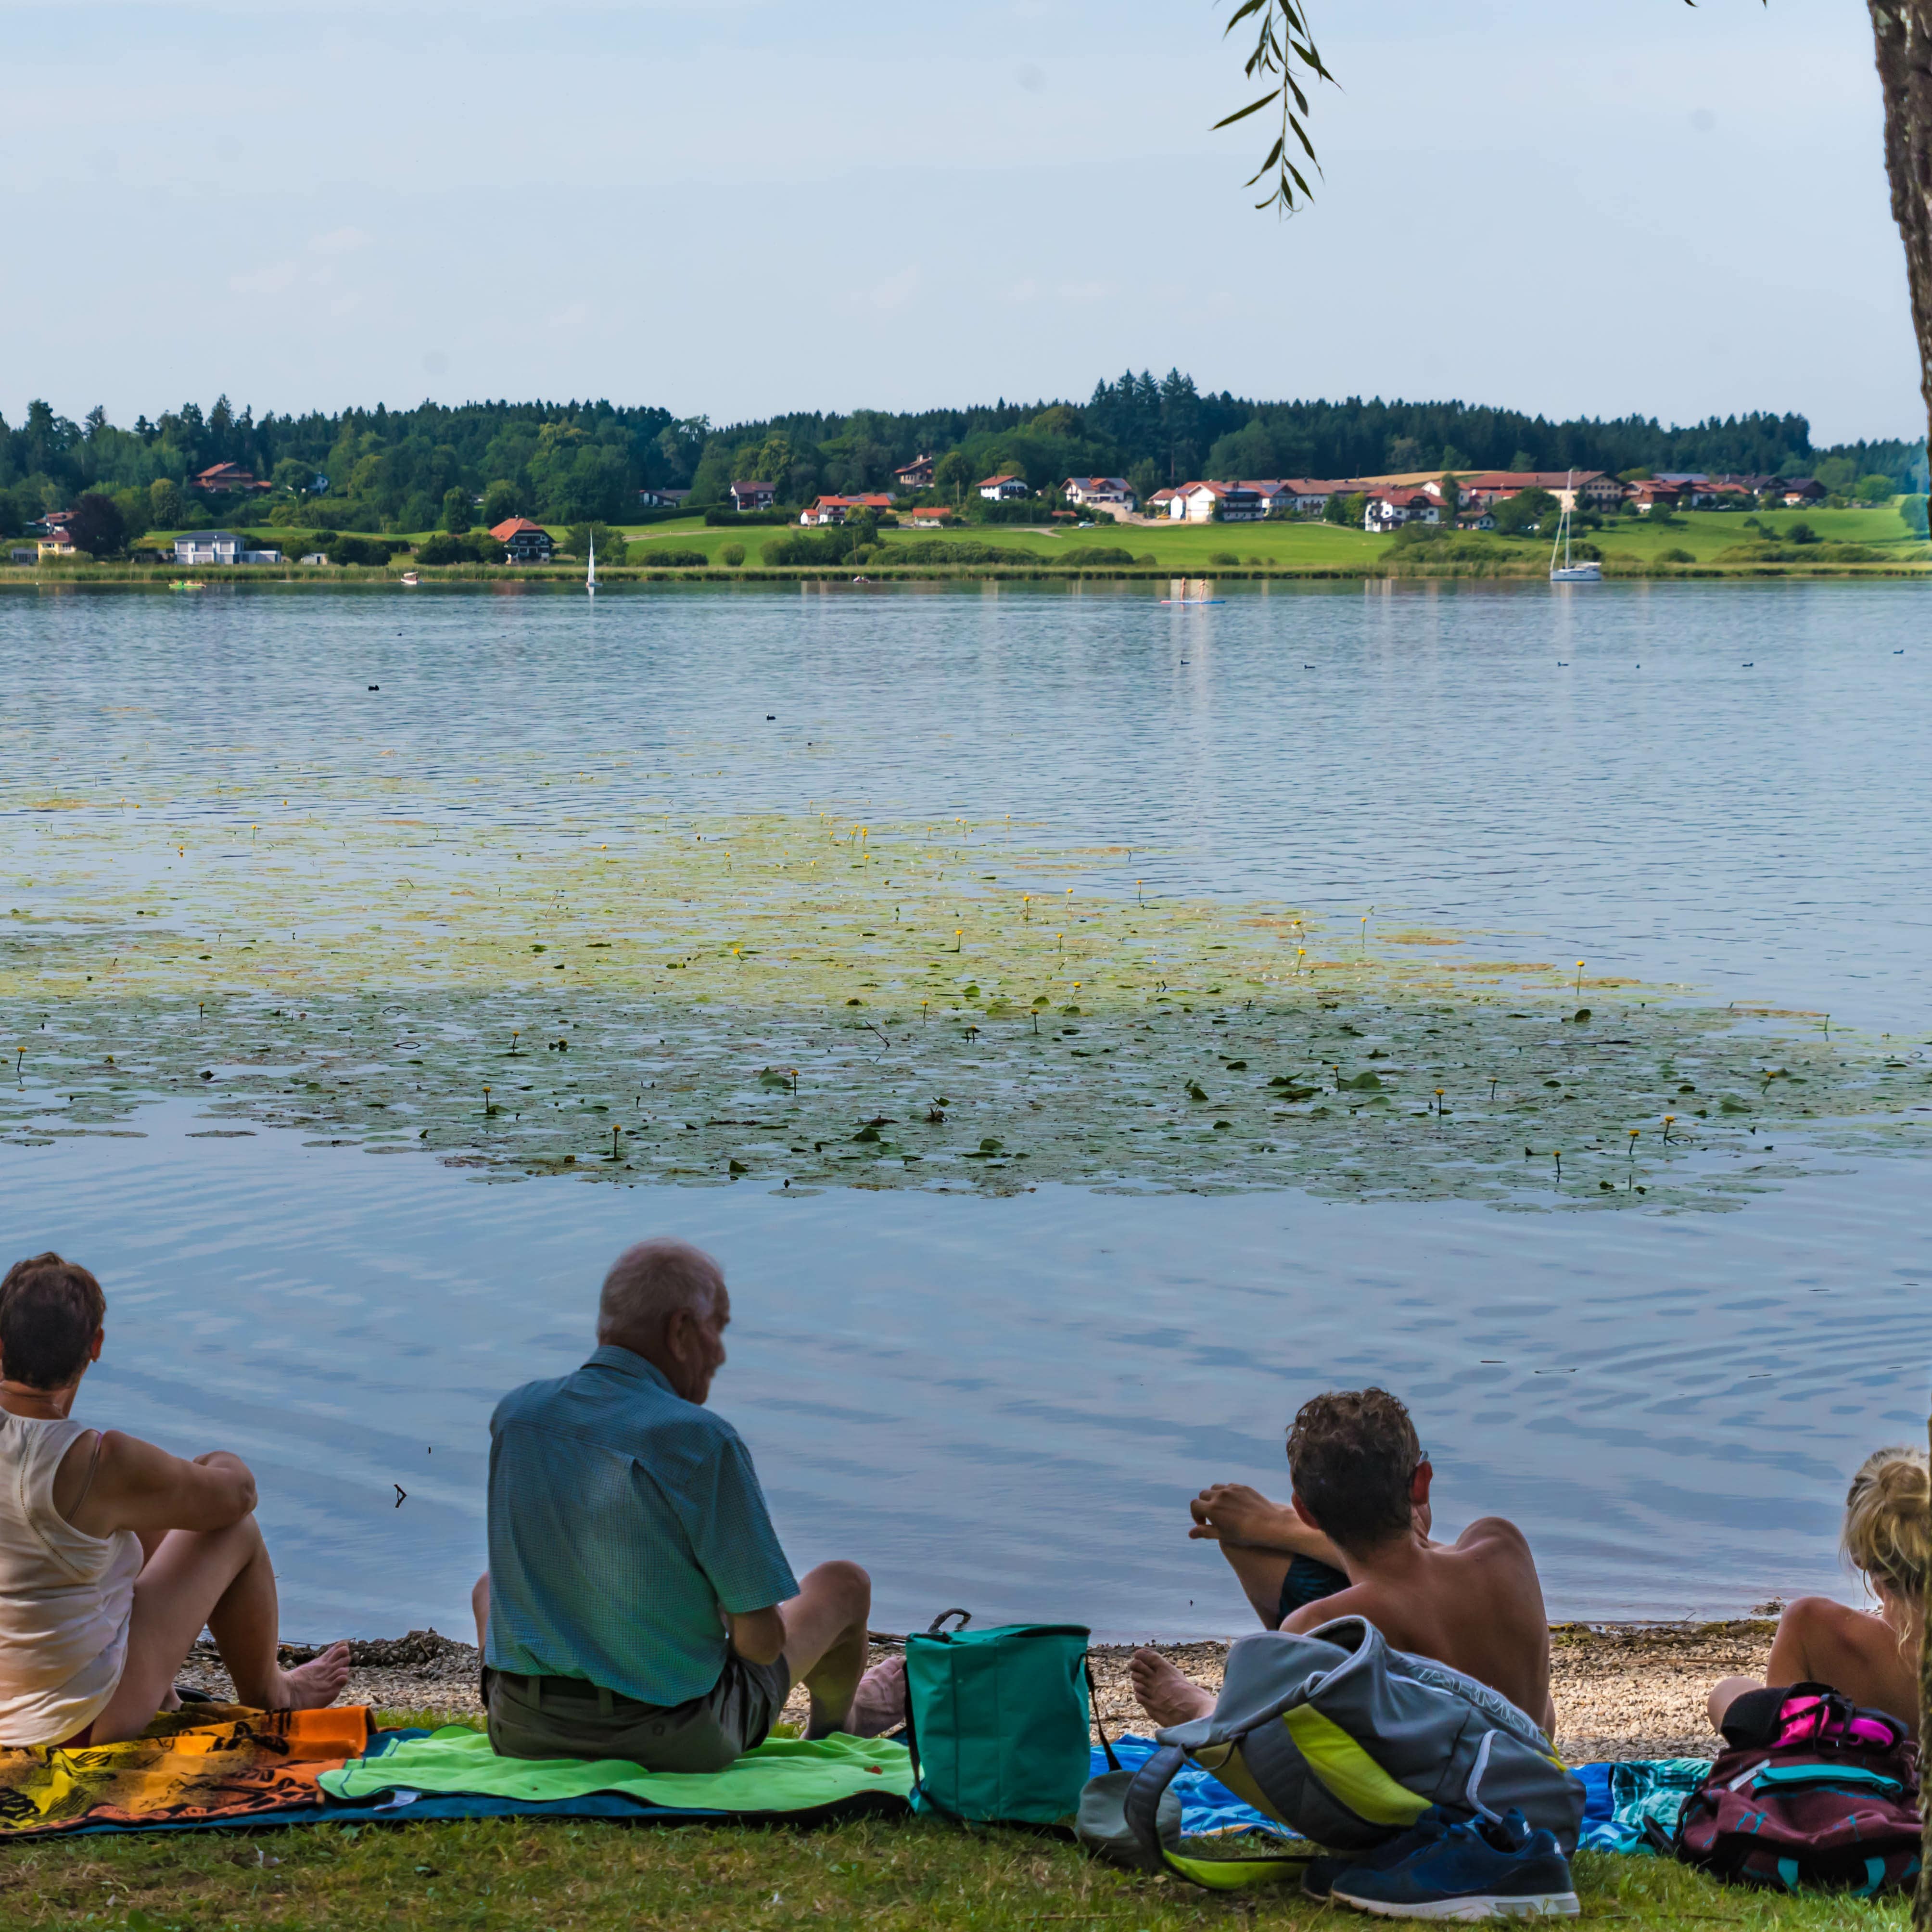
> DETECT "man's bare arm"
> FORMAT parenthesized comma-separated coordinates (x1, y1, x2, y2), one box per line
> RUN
(727, 1605, 786, 1668)
(57, 1432, 256, 1539)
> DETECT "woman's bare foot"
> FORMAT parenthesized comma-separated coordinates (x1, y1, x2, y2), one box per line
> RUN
(1129, 1648, 1216, 1729)
(847, 1656, 907, 1738)
(267, 1641, 353, 1712)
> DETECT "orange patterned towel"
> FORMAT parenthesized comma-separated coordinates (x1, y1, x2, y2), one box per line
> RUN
(0, 1703, 372, 1838)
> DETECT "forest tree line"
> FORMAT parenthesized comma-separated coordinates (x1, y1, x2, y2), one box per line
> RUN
(1, 377, 1925, 541)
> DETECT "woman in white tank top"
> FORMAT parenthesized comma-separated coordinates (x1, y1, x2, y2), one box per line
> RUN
(0, 1252, 351, 1747)
(0, 1416, 143, 1744)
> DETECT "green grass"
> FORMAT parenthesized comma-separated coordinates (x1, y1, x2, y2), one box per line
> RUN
(38, 505, 1929, 585)
(7, 1810, 1907, 1931)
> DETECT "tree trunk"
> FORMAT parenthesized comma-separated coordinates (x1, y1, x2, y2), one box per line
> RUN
(1869, 3, 1932, 463)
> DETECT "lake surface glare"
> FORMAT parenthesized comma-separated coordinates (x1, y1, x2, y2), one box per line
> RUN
(3, 579, 1927, 1638)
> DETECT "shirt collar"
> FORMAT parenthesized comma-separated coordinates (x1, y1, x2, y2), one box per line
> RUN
(585, 1344, 676, 1395)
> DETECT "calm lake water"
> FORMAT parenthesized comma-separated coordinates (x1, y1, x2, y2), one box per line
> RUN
(2, 580, 1928, 1638)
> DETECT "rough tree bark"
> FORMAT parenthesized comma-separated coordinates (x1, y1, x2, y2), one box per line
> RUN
(1870, 3, 1932, 458)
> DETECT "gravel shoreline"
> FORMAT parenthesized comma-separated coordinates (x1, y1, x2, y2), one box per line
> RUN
(187, 1619, 1773, 1764)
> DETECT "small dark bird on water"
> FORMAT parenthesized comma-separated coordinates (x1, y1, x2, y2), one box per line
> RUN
(368, 684, 379, 690)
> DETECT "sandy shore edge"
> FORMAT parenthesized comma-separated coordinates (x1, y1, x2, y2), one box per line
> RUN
(185, 1620, 1775, 1764)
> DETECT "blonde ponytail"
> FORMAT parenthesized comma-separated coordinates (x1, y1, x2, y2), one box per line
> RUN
(1843, 1447, 1932, 1616)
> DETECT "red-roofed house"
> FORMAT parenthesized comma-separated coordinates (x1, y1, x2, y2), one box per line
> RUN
(192, 462, 270, 495)
(1167, 481, 1265, 522)
(801, 496, 859, 525)
(908, 506, 954, 525)
(977, 473, 1028, 501)
(1063, 476, 1138, 513)
(489, 517, 555, 562)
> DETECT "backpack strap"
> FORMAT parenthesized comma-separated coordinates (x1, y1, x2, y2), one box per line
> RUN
(1086, 1660, 1120, 1774)
(1119, 1742, 1309, 1891)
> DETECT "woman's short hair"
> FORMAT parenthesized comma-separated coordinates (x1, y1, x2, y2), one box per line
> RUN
(0, 1253, 106, 1390)
(1287, 1387, 1422, 1552)
(1843, 1446, 1931, 1603)
(597, 1238, 723, 1345)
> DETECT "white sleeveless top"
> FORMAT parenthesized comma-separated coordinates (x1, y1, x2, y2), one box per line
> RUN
(0, 1414, 142, 1745)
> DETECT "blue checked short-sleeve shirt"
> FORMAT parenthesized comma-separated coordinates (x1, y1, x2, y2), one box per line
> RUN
(484, 1346, 800, 1707)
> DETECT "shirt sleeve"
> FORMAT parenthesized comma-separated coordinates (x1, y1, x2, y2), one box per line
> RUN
(680, 1429, 801, 1616)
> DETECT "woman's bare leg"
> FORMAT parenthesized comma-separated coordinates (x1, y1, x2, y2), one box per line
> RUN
(85, 1517, 349, 1744)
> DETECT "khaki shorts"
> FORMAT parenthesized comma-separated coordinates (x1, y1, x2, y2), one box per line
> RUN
(483, 1654, 790, 1774)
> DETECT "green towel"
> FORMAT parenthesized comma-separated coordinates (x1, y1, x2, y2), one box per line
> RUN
(321, 1726, 914, 1814)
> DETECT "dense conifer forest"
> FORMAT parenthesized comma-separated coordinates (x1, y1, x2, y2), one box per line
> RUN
(2, 376, 1923, 538)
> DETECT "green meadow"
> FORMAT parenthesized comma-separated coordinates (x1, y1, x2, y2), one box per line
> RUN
(32, 503, 1926, 581)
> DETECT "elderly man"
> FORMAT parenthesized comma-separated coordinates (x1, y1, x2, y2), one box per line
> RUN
(473, 1237, 898, 1770)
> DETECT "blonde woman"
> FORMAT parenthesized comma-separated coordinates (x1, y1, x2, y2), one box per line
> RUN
(1709, 1446, 1926, 1730)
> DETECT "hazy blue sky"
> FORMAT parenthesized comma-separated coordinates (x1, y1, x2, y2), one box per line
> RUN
(5, 0, 1918, 443)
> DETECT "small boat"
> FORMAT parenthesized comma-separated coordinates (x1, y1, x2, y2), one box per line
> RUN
(168, 579, 204, 592)
(1550, 473, 1602, 581)
(1159, 597, 1225, 605)
(400, 570, 420, 586)
(586, 534, 596, 597)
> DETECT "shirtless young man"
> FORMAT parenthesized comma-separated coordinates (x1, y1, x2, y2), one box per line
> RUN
(0, 1253, 351, 1747)
(1131, 1387, 1557, 1736)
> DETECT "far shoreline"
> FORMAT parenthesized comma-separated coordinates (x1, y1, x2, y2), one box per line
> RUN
(6, 561, 1930, 588)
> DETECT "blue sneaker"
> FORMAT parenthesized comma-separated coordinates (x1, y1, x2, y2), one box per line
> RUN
(1304, 1809, 1466, 1900)
(1330, 1807, 1578, 1920)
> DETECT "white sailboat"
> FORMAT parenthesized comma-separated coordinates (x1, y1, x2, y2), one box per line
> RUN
(1550, 471, 1602, 581)
(586, 533, 597, 596)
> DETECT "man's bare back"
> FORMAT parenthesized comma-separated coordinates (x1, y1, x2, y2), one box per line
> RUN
(1280, 1516, 1554, 1731)
(1132, 1387, 1556, 1739)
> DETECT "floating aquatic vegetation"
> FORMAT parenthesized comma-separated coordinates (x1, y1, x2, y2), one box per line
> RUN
(2, 800, 1926, 1210)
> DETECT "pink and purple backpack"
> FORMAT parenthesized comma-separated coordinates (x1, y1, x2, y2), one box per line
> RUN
(1670, 1683, 1921, 1895)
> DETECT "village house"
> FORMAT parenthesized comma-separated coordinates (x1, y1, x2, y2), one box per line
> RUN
(172, 531, 284, 564)
(191, 462, 271, 495)
(636, 486, 691, 509)
(801, 496, 858, 525)
(1454, 507, 1498, 532)
(1277, 480, 1340, 514)
(907, 506, 954, 525)
(1625, 481, 1683, 515)
(1241, 480, 1296, 516)
(488, 517, 555, 563)
(1778, 478, 1827, 505)
(977, 473, 1029, 501)
(1444, 470, 1620, 513)
(1166, 481, 1266, 522)
(728, 480, 777, 513)
(1062, 476, 1138, 513)
(1364, 490, 1440, 533)
(893, 455, 935, 491)
(801, 493, 895, 526)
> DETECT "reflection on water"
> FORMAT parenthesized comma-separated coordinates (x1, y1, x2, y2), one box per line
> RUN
(1, 582, 1927, 1630)
(7, 1104, 1924, 1639)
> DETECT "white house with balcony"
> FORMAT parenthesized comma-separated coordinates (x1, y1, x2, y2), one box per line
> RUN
(1364, 491, 1439, 533)
(977, 473, 1029, 500)
(173, 531, 283, 565)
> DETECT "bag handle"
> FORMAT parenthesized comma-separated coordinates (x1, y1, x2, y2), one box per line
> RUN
(926, 1608, 971, 1637)
(1086, 1658, 1120, 1774)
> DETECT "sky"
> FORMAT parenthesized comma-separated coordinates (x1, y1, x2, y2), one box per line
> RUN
(3, 0, 1921, 445)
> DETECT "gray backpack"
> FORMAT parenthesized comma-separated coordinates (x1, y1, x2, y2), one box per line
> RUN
(1080, 1618, 1584, 1887)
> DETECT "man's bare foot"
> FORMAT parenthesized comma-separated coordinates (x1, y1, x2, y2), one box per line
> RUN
(268, 1641, 353, 1712)
(1130, 1648, 1216, 1729)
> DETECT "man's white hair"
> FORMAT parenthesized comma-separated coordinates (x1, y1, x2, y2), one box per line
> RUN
(597, 1237, 724, 1343)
